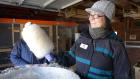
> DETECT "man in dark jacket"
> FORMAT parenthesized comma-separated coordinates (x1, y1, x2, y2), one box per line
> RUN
(59, 0, 132, 79)
(10, 22, 55, 66)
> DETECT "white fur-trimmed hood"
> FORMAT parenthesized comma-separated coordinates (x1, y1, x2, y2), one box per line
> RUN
(21, 22, 54, 59)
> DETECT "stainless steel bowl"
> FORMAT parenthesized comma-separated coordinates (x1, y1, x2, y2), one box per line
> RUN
(0, 67, 80, 79)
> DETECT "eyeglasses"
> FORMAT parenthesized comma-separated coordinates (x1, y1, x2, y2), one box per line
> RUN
(88, 14, 104, 19)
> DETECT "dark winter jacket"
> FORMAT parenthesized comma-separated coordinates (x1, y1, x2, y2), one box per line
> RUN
(10, 39, 56, 66)
(59, 30, 131, 79)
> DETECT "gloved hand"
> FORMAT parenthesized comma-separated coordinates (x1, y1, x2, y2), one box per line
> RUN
(45, 53, 57, 63)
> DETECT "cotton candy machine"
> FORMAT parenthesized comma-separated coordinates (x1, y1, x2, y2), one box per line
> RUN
(0, 67, 80, 79)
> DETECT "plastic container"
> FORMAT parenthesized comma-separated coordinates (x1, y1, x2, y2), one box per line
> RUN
(134, 63, 140, 79)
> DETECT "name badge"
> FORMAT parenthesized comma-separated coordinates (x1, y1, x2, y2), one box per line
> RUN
(80, 43, 88, 50)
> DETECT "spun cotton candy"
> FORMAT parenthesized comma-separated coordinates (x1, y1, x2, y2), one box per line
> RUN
(21, 22, 54, 59)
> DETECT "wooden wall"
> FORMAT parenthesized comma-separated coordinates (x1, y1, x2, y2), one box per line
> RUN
(112, 21, 125, 40)
(112, 17, 140, 66)
(112, 18, 140, 41)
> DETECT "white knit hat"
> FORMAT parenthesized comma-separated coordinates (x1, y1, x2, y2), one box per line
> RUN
(85, 0, 115, 20)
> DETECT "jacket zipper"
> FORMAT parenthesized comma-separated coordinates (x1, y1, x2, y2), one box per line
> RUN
(93, 40, 96, 51)
(87, 39, 96, 78)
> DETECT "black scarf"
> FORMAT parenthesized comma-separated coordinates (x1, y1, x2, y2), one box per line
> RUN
(89, 17, 112, 39)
